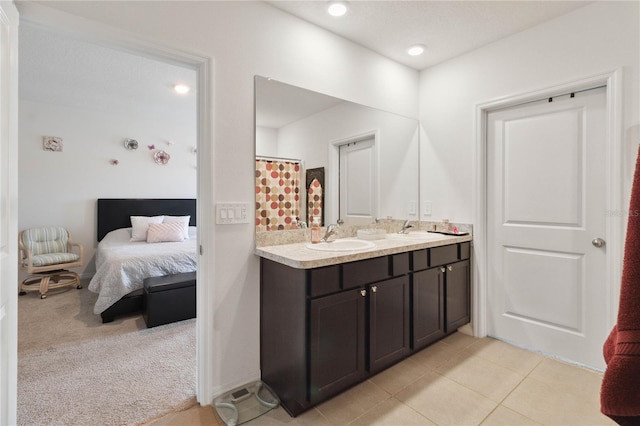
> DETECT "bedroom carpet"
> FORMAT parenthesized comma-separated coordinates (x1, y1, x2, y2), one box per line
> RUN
(17, 281, 197, 425)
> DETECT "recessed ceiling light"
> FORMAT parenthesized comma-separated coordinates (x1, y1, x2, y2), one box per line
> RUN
(173, 84, 190, 94)
(407, 44, 425, 56)
(327, 1, 348, 17)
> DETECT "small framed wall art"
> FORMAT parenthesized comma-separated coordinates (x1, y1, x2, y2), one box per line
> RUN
(43, 136, 63, 152)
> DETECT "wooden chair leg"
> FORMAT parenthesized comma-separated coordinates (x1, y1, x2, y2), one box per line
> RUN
(39, 276, 50, 299)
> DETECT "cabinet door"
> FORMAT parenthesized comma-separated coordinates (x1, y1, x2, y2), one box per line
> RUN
(446, 259, 471, 333)
(310, 288, 366, 404)
(369, 276, 411, 373)
(413, 268, 445, 350)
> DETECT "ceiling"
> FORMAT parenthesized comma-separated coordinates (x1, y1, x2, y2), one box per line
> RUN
(266, 1, 591, 70)
(19, 1, 592, 118)
(19, 23, 197, 118)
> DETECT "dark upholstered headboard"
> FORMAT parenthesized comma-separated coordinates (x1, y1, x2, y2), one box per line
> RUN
(97, 198, 197, 241)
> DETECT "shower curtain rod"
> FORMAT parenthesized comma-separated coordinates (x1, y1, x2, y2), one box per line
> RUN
(256, 155, 303, 163)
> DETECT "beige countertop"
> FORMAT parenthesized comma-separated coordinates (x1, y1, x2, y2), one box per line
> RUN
(255, 233, 473, 269)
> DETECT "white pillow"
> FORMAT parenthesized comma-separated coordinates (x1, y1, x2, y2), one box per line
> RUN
(130, 216, 164, 241)
(163, 215, 191, 239)
(147, 222, 185, 243)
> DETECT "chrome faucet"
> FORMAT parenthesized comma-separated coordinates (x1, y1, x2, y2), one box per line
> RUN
(398, 219, 414, 234)
(321, 224, 338, 242)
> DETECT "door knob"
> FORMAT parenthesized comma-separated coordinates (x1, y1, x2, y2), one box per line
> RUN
(371, 285, 378, 293)
(360, 289, 367, 297)
(592, 238, 606, 248)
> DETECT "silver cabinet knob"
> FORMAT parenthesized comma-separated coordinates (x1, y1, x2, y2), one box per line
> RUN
(592, 238, 606, 248)
(447, 265, 453, 272)
(360, 289, 367, 297)
(371, 285, 377, 293)
(440, 267, 446, 273)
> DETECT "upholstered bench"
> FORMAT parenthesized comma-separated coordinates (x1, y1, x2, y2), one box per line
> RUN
(143, 272, 196, 328)
(101, 289, 144, 323)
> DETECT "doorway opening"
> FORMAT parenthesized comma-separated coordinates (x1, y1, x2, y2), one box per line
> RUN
(15, 13, 213, 421)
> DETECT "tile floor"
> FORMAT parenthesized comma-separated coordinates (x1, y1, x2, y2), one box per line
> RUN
(150, 333, 613, 425)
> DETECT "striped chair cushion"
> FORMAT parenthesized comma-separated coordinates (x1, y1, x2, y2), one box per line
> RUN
(21, 227, 69, 255)
(31, 252, 80, 267)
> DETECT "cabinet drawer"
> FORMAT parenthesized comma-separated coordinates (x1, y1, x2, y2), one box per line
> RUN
(343, 256, 389, 288)
(460, 242, 470, 260)
(412, 249, 429, 271)
(309, 265, 341, 298)
(391, 252, 410, 276)
(430, 244, 458, 267)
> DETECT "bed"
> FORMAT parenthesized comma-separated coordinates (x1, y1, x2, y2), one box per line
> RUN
(89, 198, 197, 322)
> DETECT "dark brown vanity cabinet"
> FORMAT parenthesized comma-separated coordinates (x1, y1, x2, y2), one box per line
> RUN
(309, 287, 366, 404)
(412, 266, 445, 350)
(260, 242, 469, 417)
(411, 242, 471, 351)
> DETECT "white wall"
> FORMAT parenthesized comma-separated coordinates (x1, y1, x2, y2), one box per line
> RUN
(18, 100, 197, 279)
(276, 102, 419, 222)
(17, 1, 420, 400)
(419, 1, 639, 224)
(255, 126, 278, 158)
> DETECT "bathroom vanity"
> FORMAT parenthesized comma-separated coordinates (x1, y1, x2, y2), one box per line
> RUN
(256, 234, 472, 416)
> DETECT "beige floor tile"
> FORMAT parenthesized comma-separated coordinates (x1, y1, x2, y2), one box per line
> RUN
(502, 375, 615, 425)
(528, 358, 604, 402)
(464, 338, 544, 376)
(369, 357, 429, 395)
(436, 353, 525, 402)
(148, 404, 221, 426)
(396, 371, 498, 425)
(246, 406, 331, 425)
(439, 331, 481, 351)
(348, 398, 435, 425)
(315, 380, 391, 425)
(480, 406, 540, 425)
(409, 340, 461, 371)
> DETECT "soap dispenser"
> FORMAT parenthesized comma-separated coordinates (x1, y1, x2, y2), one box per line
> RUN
(311, 217, 322, 243)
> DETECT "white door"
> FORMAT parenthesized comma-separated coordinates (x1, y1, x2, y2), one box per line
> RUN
(0, 2, 19, 424)
(487, 87, 608, 370)
(339, 137, 377, 226)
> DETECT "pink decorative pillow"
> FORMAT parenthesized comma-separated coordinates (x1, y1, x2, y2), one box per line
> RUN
(163, 215, 190, 239)
(130, 216, 164, 241)
(146, 222, 185, 243)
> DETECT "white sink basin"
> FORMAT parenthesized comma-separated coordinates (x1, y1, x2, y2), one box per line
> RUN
(305, 239, 376, 252)
(386, 231, 445, 241)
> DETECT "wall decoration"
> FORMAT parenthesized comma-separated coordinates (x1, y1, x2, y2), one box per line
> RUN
(124, 138, 138, 150)
(147, 144, 155, 150)
(306, 167, 325, 226)
(43, 136, 63, 152)
(154, 150, 170, 165)
(255, 158, 301, 232)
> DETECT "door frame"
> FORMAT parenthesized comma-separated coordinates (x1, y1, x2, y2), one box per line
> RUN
(473, 70, 623, 339)
(16, 3, 217, 405)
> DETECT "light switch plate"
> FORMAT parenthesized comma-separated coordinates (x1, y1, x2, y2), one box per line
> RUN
(216, 203, 250, 224)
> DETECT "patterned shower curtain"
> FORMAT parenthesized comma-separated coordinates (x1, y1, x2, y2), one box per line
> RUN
(255, 158, 301, 231)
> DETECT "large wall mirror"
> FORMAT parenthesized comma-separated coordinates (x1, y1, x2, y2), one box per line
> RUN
(255, 76, 419, 233)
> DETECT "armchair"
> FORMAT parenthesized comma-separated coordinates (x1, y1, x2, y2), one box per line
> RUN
(19, 226, 84, 299)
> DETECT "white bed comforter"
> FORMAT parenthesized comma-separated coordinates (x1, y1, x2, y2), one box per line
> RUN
(88, 227, 197, 314)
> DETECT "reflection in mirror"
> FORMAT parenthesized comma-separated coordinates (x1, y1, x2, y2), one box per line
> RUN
(255, 76, 419, 234)
(306, 167, 324, 227)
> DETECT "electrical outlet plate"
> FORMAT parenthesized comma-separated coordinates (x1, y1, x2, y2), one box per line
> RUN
(422, 201, 432, 216)
(216, 203, 250, 224)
